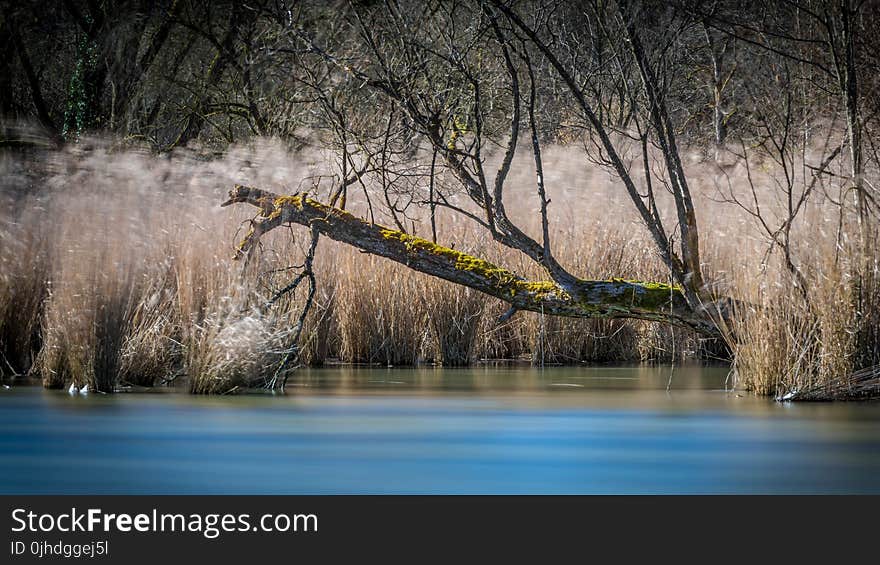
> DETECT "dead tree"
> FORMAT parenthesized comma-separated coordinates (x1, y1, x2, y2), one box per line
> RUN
(222, 186, 723, 336)
(219, 1, 740, 390)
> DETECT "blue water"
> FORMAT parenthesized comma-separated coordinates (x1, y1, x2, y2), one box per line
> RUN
(1, 365, 879, 493)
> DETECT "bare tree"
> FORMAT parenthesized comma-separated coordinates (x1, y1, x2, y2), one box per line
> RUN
(220, 0, 729, 371)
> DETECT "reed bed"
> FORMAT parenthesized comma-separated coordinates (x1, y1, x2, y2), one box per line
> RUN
(0, 139, 877, 398)
(731, 236, 880, 400)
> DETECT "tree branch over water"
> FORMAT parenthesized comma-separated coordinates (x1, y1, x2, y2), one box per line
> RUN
(222, 184, 723, 337)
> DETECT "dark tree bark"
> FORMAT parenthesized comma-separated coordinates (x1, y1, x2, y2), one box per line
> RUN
(8, 20, 62, 144)
(171, 5, 252, 148)
(116, 0, 183, 126)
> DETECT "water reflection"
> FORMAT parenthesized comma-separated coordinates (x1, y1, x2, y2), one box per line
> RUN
(288, 363, 730, 394)
(1, 365, 879, 494)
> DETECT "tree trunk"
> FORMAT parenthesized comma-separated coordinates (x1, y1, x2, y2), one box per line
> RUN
(222, 185, 724, 337)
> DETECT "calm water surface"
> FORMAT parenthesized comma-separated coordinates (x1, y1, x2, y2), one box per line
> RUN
(1, 365, 879, 493)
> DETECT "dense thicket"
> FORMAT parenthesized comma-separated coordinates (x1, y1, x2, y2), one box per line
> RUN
(1, 1, 877, 151)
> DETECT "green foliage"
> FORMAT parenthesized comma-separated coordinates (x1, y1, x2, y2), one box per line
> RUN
(62, 31, 98, 141)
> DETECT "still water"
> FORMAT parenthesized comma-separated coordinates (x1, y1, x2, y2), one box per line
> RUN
(1, 365, 879, 494)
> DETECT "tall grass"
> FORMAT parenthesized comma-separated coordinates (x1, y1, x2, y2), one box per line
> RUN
(336, 257, 428, 366)
(422, 279, 486, 366)
(0, 200, 49, 379)
(732, 236, 880, 399)
(0, 138, 876, 397)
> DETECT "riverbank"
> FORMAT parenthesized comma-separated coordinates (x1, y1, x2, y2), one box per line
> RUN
(1, 142, 877, 398)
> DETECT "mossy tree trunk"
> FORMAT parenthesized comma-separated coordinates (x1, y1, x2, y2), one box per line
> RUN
(222, 186, 725, 337)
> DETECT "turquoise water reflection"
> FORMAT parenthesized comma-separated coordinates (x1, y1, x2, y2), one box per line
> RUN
(1, 365, 879, 493)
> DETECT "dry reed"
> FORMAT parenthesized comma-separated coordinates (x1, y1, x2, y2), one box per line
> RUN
(0, 138, 876, 398)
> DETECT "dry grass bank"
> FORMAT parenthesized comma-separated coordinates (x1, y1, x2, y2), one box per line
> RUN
(0, 139, 876, 397)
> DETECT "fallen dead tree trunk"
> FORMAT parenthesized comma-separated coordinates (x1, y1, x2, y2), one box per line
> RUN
(222, 185, 724, 337)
